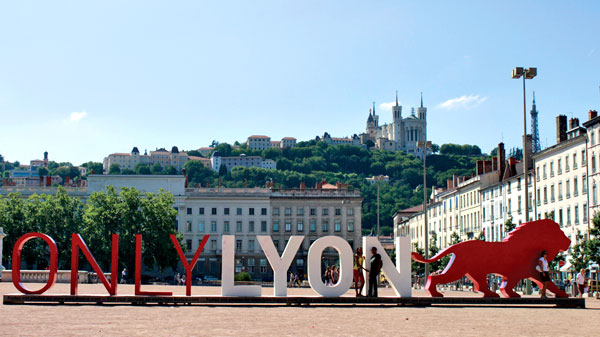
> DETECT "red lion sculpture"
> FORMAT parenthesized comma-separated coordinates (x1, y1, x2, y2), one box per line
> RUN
(411, 219, 571, 298)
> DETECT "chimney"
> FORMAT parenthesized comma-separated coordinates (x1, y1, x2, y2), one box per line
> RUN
(484, 160, 492, 173)
(300, 182, 306, 190)
(447, 178, 453, 189)
(453, 173, 458, 188)
(590, 110, 598, 120)
(476, 160, 484, 175)
(492, 157, 498, 171)
(569, 117, 579, 129)
(556, 115, 567, 144)
(497, 142, 506, 176)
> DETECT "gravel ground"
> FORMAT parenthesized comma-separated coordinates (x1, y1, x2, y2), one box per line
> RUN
(0, 282, 598, 337)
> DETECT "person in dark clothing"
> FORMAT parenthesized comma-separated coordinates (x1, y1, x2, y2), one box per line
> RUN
(368, 247, 382, 297)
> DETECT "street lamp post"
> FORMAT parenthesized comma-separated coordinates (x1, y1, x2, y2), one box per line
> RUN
(371, 175, 388, 240)
(417, 141, 432, 280)
(512, 67, 537, 223)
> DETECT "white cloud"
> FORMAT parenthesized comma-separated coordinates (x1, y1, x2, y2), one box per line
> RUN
(437, 95, 488, 110)
(69, 111, 87, 122)
(379, 101, 398, 112)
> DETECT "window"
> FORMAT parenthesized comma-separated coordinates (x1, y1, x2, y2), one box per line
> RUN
(186, 239, 192, 251)
(566, 180, 571, 198)
(582, 150, 586, 166)
(558, 209, 563, 227)
(186, 221, 192, 232)
(543, 164, 547, 179)
(348, 220, 354, 232)
(261, 208, 267, 216)
(285, 220, 292, 232)
(224, 208, 230, 215)
(323, 221, 329, 232)
(198, 221, 205, 232)
(573, 153, 578, 169)
(550, 162, 554, 177)
(211, 207, 217, 215)
(335, 220, 341, 232)
(508, 181, 511, 193)
(574, 177, 579, 197)
(297, 207, 304, 216)
(210, 239, 217, 251)
(583, 203, 588, 222)
(249, 208, 255, 215)
(249, 221, 255, 232)
(551, 185, 555, 202)
(558, 181, 563, 200)
(273, 208, 279, 215)
(575, 205, 580, 225)
(566, 155, 570, 171)
(237, 208, 243, 215)
(236, 221, 243, 232)
(261, 221, 267, 232)
(224, 221, 230, 233)
(558, 159, 562, 174)
(297, 221, 304, 232)
(335, 208, 341, 216)
(187, 208, 192, 215)
(248, 240, 255, 252)
(310, 208, 316, 215)
(285, 208, 292, 215)
(260, 259, 268, 273)
(309, 220, 316, 232)
(567, 207, 571, 226)
(211, 221, 217, 232)
(543, 187, 548, 204)
(594, 155, 597, 173)
(236, 240, 242, 251)
(273, 220, 279, 232)
(583, 175, 588, 194)
(323, 208, 329, 216)
(594, 182, 598, 205)
(199, 207, 204, 215)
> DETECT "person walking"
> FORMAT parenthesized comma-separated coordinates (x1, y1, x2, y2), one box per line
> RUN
(368, 247, 382, 297)
(354, 247, 366, 296)
(289, 271, 295, 288)
(120, 268, 127, 284)
(537, 251, 551, 298)
(576, 269, 587, 298)
(324, 266, 332, 286)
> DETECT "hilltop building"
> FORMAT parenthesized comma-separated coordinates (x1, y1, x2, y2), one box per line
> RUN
(103, 146, 194, 173)
(246, 135, 297, 151)
(360, 93, 428, 158)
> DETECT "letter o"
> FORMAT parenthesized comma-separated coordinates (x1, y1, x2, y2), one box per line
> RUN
(307, 236, 353, 297)
(12, 233, 58, 294)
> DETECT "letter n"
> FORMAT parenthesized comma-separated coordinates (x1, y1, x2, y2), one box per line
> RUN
(71, 233, 119, 295)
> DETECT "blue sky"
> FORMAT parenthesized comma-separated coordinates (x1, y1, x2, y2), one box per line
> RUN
(1, 1, 599, 165)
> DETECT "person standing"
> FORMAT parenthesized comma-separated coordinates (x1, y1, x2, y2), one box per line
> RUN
(324, 266, 332, 286)
(332, 266, 339, 285)
(354, 247, 366, 296)
(537, 251, 551, 298)
(289, 271, 295, 288)
(576, 269, 587, 298)
(368, 247, 382, 297)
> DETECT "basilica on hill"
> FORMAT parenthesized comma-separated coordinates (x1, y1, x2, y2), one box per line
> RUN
(359, 92, 428, 159)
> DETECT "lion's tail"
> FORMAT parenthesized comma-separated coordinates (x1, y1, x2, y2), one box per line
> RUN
(411, 245, 455, 264)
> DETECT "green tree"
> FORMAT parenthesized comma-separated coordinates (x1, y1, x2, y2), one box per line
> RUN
(151, 163, 164, 175)
(184, 161, 215, 186)
(135, 163, 151, 175)
(38, 166, 49, 177)
(121, 169, 135, 175)
(218, 164, 228, 176)
(82, 161, 104, 175)
(108, 163, 121, 175)
(504, 216, 516, 233)
(165, 165, 177, 175)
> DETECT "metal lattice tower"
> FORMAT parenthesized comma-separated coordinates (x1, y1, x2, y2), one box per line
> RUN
(531, 91, 541, 152)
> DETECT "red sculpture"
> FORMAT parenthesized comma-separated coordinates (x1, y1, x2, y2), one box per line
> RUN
(412, 219, 571, 298)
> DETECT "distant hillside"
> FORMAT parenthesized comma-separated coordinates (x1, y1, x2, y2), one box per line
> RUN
(185, 140, 489, 236)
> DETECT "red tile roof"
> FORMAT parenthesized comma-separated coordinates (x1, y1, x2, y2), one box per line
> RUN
(282, 137, 297, 140)
(248, 135, 270, 139)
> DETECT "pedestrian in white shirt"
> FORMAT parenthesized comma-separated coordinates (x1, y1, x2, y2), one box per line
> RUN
(576, 269, 587, 298)
(537, 251, 551, 298)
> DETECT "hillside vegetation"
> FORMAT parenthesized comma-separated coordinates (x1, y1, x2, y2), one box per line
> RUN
(185, 140, 488, 235)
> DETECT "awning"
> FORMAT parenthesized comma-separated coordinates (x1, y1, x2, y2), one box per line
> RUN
(559, 261, 572, 272)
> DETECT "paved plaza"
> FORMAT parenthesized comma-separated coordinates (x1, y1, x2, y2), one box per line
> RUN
(0, 282, 598, 336)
